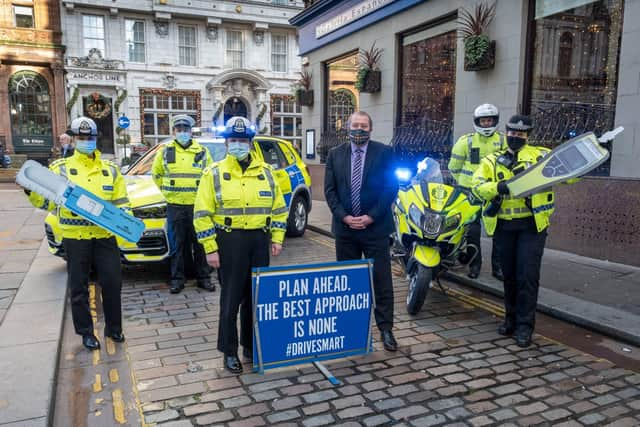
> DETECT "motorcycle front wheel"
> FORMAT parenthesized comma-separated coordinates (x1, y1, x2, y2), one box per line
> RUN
(406, 264, 432, 315)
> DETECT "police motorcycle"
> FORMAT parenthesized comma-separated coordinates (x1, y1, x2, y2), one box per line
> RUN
(392, 157, 481, 315)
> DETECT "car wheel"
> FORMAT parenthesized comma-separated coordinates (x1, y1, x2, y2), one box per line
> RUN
(286, 195, 307, 237)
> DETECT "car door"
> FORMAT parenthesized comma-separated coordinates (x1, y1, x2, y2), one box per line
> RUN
(277, 141, 307, 192)
(254, 138, 293, 205)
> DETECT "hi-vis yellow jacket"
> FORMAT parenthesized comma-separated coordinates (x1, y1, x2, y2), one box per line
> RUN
(193, 155, 288, 254)
(448, 132, 506, 189)
(471, 145, 556, 236)
(151, 140, 213, 205)
(28, 150, 130, 240)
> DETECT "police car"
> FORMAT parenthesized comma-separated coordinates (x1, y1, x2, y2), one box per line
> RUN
(44, 132, 312, 263)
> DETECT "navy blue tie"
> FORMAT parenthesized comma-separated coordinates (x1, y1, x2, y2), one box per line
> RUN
(351, 149, 363, 216)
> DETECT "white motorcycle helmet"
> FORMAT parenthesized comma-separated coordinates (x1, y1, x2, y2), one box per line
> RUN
(473, 104, 499, 137)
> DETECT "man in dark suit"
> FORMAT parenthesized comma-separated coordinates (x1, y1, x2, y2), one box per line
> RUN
(324, 111, 399, 351)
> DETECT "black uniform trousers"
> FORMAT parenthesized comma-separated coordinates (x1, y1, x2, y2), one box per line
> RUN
(335, 233, 394, 332)
(494, 217, 547, 335)
(216, 229, 270, 356)
(63, 237, 122, 336)
(467, 216, 502, 273)
(167, 204, 210, 286)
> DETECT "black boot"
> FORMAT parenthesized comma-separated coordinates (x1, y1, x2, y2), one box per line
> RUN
(82, 334, 100, 350)
(197, 280, 215, 292)
(492, 268, 504, 281)
(514, 331, 532, 348)
(225, 355, 243, 374)
(170, 281, 185, 294)
(497, 319, 515, 336)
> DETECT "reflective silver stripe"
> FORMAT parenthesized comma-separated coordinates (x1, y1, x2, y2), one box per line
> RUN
(160, 185, 198, 193)
(59, 164, 67, 178)
(163, 146, 169, 174)
(113, 197, 130, 205)
(112, 197, 129, 205)
(194, 210, 213, 218)
(201, 149, 208, 169)
(499, 207, 530, 216)
(264, 168, 276, 196)
(272, 206, 288, 215)
(214, 207, 272, 216)
(167, 173, 201, 179)
(212, 167, 223, 208)
(450, 153, 465, 160)
(109, 164, 117, 179)
(467, 134, 473, 156)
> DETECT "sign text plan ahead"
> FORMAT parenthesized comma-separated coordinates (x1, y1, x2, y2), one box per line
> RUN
(252, 260, 374, 372)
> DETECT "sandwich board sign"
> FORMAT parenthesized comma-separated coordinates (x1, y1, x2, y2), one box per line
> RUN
(252, 260, 374, 374)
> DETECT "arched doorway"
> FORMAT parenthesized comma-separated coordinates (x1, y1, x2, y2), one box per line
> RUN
(223, 98, 248, 124)
(8, 71, 53, 155)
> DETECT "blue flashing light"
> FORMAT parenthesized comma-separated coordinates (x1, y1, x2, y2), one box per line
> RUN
(395, 168, 412, 182)
(568, 130, 577, 138)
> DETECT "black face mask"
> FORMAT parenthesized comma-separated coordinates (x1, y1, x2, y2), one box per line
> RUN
(506, 136, 527, 152)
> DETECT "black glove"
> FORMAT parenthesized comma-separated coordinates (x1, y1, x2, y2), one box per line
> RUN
(23, 189, 31, 196)
(497, 181, 510, 195)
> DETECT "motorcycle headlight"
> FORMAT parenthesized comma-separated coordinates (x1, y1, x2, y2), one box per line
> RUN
(443, 213, 461, 233)
(408, 204, 423, 228)
(132, 202, 167, 219)
(422, 212, 444, 237)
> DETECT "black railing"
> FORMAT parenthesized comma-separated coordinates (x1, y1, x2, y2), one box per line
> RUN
(317, 129, 349, 163)
(530, 100, 615, 176)
(390, 120, 454, 171)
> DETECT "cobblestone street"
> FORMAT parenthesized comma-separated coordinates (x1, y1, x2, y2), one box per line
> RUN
(53, 230, 640, 426)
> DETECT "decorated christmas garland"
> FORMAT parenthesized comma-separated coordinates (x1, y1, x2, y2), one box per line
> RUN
(86, 92, 112, 120)
(66, 87, 79, 116)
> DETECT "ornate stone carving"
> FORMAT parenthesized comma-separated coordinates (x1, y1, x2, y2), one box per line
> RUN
(162, 73, 177, 89)
(154, 20, 169, 38)
(206, 25, 218, 42)
(66, 48, 124, 70)
(253, 30, 265, 46)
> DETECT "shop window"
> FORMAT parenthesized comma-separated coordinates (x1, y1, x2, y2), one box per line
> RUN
(396, 28, 456, 168)
(9, 71, 52, 146)
(529, 0, 624, 176)
(140, 90, 200, 145)
(326, 53, 359, 132)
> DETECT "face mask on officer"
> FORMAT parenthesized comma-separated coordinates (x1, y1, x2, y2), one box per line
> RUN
(75, 137, 97, 155)
(506, 131, 528, 152)
(175, 126, 192, 147)
(227, 139, 251, 160)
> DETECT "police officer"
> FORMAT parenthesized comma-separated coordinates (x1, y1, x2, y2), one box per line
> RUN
(472, 115, 558, 347)
(194, 116, 288, 374)
(152, 115, 214, 294)
(449, 104, 505, 280)
(26, 117, 129, 350)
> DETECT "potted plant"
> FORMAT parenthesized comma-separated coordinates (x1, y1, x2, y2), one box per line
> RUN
(459, 2, 496, 72)
(355, 42, 383, 93)
(294, 70, 314, 107)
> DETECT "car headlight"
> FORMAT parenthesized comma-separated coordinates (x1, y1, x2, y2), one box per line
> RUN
(132, 203, 167, 219)
(443, 213, 461, 233)
(408, 204, 423, 228)
(422, 212, 444, 237)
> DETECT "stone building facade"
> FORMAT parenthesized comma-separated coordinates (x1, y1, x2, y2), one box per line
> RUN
(61, 0, 305, 159)
(0, 0, 66, 162)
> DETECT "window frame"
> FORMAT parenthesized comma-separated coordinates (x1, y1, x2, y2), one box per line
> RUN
(270, 95, 302, 153)
(226, 29, 244, 69)
(125, 19, 146, 63)
(82, 14, 106, 55)
(140, 90, 200, 146)
(271, 33, 288, 73)
(13, 5, 34, 28)
(178, 24, 198, 67)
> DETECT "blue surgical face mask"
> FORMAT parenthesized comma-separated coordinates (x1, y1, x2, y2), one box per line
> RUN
(227, 141, 251, 160)
(75, 138, 97, 155)
(176, 131, 192, 146)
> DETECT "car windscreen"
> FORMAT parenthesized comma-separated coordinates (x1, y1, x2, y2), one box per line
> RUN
(126, 139, 227, 176)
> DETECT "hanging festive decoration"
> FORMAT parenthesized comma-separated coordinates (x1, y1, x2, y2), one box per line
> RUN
(66, 87, 79, 117)
(86, 92, 112, 120)
(114, 89, 128, 113)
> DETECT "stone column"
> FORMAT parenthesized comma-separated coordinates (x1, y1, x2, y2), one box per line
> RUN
(51, 61, 67, 140)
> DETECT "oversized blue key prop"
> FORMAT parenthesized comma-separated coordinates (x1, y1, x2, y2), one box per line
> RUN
(16, 160, 145, 243)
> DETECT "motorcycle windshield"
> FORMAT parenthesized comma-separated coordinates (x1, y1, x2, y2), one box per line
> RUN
(414, 157, 443, 185)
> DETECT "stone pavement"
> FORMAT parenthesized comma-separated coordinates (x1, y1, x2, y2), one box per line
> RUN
(0, 185, 68, 426)
(308, 199, 640, 348)
(114, 230, 640, 426)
